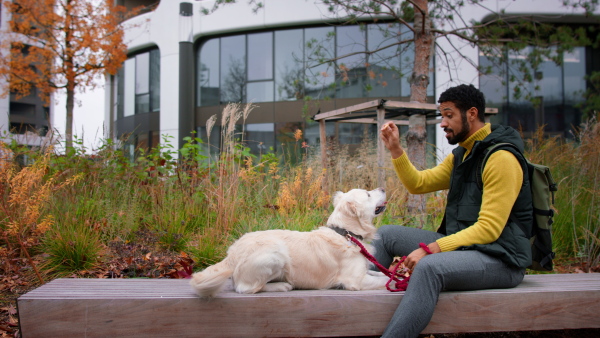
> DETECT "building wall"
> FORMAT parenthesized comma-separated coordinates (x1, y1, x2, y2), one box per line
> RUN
(0, 0, 54, 148)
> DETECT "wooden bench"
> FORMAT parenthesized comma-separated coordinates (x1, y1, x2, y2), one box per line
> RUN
(17, 273, 600, 337)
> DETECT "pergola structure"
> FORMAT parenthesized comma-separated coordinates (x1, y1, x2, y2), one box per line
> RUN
(312, 99, 498, 188)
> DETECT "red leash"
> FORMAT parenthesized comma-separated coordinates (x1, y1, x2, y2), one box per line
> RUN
(348, 236, 433, 292)
(348, 235, 409, 292)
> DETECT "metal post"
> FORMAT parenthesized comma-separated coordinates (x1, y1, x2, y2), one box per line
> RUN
(178, 2, 194, 150)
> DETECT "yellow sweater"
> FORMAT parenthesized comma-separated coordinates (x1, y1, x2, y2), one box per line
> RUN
(392, 124, 523, 252)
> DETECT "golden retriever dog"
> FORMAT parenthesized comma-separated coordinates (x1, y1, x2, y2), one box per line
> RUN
(190, 188, 389, 298)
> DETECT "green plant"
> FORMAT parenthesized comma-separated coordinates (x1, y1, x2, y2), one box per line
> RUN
(41, 222, 103, 276)
(180, 134, 209, 169)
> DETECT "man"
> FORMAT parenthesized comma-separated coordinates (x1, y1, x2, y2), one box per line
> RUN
(375, 84, 532, 337)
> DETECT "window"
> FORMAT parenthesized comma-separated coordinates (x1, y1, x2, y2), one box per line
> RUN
(367, 23, 402, 98)
(9, 98, 48, 136)
(244, 123, 274, 154)
(118, 48, 161, 116)
(248, 32, 273, 81)
(123, 58, 135, 117)
(135, 52, 150, 114)
(10, 123, 36, 134)
(149, 49, 160, 112)
(304, 26, 335, 100)
(220, 35, 246, 103)
(197, 124, 221, 159)
(275, 29, 304, 101)
(198, 39, 220, 106)
(247, 32, 274, 103)
(336, 25, 366, 99)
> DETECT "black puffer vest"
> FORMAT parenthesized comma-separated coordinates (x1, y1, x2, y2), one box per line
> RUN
(438, 125, 533, 268)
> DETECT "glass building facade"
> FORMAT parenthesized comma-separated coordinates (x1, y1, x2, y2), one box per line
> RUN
(479, 46, 587, 138)
(195, 23, 436, 155)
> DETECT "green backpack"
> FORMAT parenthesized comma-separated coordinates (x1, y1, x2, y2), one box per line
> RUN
(477, 143, 558, 271)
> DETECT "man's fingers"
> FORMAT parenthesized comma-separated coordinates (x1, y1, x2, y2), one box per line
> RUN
(381, 121, 395, 132)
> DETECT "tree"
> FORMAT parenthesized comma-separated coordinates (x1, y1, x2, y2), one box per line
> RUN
(0, 0, 136, 149)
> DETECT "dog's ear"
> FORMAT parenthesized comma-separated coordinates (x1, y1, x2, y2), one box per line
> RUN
(332, 191, 344, 207)
(340, 200, 361, 218)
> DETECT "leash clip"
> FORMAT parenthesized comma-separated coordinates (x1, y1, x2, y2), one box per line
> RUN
(346, 233, 356, 246)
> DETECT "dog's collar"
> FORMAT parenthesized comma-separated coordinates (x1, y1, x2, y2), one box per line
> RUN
(328, 225, 363, 241)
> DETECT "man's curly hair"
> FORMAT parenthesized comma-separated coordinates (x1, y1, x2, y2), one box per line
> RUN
(438, 84, 486, 122)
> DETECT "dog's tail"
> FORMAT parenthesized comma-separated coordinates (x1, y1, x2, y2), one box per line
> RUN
(189, 259, 233, 298)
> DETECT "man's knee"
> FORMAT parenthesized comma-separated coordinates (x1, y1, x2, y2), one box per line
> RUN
(407, 256, 444, 293)
(411, 255, 444, 282)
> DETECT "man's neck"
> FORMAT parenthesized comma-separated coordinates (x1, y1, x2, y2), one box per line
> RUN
(459, 123, 491, 152)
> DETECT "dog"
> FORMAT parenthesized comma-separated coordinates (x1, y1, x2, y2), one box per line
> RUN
(189, 188, 389, 297)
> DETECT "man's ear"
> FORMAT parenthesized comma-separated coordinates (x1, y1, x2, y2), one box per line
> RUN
(332, 191, 344, 207)
(467, 107, 478, 122)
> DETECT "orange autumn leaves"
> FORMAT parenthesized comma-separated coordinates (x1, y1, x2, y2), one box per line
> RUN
(0, 0, 132, 102)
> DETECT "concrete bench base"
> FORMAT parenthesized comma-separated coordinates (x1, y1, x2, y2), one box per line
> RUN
(17, 273, 600, 337)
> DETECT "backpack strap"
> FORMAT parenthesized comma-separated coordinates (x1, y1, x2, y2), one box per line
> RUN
(475, 142, 525, 191)
(476, 142, 530, 237)
(480, 148, 556, 226)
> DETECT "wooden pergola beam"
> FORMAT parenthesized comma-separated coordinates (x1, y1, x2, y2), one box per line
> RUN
(312, 100, 382, 121)
(340, 118, 443, 125)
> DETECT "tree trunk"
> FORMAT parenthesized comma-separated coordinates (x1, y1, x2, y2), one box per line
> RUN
(407, 0, 433, 223)
(65, 86, 75, 150)
(65, 0, 74, 151)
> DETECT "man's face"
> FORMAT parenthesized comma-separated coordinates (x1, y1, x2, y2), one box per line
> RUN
(439, 101, 470, 145)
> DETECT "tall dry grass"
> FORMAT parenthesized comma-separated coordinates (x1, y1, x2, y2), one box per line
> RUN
(0, 145, 81, 281)
(527, 114, 600, 270)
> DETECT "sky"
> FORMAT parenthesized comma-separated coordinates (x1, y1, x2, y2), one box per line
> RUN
(52, 82, 105, 153)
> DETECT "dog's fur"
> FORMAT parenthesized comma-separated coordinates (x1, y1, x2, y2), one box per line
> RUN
(190, 188, 389, 298)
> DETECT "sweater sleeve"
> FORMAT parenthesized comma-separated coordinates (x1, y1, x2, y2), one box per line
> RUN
(436, 150, 523, 252)
(391, 152, 453, 194)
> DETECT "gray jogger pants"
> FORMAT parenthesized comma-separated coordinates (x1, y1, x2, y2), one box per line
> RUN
(372, 224, 526, 338)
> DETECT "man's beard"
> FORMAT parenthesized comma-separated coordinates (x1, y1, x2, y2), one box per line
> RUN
(444, 113, 470, 145)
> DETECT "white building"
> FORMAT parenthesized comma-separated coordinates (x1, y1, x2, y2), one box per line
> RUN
(0, 1, 54, 149)
(108, 0, 598, 159)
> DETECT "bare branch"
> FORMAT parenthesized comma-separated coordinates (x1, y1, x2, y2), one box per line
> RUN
(306, 37, 415, 69)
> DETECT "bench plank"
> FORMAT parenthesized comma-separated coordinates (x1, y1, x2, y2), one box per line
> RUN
(17, 273, 600, 337)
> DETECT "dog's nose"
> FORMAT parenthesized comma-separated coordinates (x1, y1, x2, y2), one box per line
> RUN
(379, 187, 385, 193)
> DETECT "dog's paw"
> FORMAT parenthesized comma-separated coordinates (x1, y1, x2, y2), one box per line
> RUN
(367, 270, 386, 277)
(261, 282, 293, 292)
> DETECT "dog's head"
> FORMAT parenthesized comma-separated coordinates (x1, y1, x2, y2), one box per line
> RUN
(328, 188, 387, 241)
